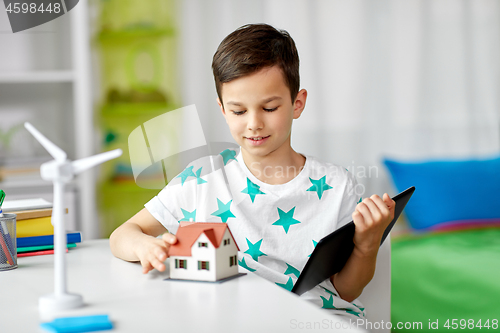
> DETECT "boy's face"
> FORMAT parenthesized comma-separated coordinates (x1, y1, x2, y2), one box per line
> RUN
(218, 65, 306, 161)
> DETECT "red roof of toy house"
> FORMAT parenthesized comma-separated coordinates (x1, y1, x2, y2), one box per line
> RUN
(168, 222, 239, 257)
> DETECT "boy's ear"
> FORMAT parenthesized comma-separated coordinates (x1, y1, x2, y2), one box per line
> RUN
(217, 98, 226, 116)
(293, 89, 307, 119)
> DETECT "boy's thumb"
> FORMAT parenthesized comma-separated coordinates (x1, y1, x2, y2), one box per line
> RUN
(383, 193, 395, 207)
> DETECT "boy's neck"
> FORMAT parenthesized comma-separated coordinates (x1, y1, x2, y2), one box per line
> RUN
(241, 146, 306, 185)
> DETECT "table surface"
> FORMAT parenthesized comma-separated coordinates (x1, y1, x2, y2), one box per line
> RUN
(0, 239, 366, 333)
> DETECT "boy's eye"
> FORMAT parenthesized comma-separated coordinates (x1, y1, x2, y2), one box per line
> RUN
(231, 107, 277, 115)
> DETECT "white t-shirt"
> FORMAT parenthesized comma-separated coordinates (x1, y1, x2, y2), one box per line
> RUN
(145, 148, 365, 318)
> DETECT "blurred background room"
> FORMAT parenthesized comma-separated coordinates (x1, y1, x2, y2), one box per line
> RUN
(1, 0, 499, 329)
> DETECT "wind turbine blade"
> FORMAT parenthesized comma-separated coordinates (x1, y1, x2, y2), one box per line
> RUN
(24, 122, 67, 162)
(72, 149, 122, 174)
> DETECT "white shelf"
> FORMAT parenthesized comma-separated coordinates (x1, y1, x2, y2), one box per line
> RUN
(0, 1, 95, 237)
(0, 179, 78, 190)
(0, 70, 74, 83)
(0, 179, 51, 189)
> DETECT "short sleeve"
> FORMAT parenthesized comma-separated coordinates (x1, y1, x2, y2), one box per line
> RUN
(144, 196, 179, 232)
(144, 164, 200, 235)
(144, 153, 228, 235)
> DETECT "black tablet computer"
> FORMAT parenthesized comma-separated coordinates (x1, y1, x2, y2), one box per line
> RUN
(291, 186, 415, 296)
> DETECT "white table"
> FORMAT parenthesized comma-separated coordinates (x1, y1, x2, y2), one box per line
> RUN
(0, 239, 366, 333)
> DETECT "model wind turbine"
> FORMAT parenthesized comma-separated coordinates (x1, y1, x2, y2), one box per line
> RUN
(24, 122, 122, 312)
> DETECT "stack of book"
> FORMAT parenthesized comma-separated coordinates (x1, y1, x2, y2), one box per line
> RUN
(3, 198, 82, 257)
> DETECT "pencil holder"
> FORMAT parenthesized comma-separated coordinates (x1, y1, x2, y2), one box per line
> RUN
(0, 213, 17, 271)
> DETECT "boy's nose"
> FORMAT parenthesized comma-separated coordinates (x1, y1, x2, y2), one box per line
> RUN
(247, 112, 264, 131)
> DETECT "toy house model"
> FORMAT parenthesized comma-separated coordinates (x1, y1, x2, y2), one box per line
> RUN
(168, 222, 240, 281)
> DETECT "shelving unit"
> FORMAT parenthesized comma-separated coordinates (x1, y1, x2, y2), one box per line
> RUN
(0, 2, 94, 236)
(0, 71, 74, 83)
(94, 0, 180, 237)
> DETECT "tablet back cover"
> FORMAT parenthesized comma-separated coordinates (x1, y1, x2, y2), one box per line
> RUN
(291, 186, 415, 296)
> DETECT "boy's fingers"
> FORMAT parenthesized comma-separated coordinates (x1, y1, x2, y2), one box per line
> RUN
(155, 248, 167, 261)
(156, 262, 166, 272)
(362, 198, 383, 222)
(355, 203, 372, 226)
(352, 210, 365, 226)
(162, 233, 177, 244)
(150, 257, 165, 272)
(141, 261, 153, 274)
(383, 193, 395, 209)
(371, 195, 390, 217)
(383, 193, 396, 219)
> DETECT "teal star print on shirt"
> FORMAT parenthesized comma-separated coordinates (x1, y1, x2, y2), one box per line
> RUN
(306, 176, 333, 199)
(194, 167, 207, 184)
(179, 208, 196, 222)
(321, 295, 336, 309)
(241, 178, 266, 203)
(211, 198, 235, 223)
(244, 238, 267, 262)
(284, 263, 300, 279)
(308, 240, 318, 257)
(344, 308, 362, 317)
(272, 207, 301, 234)
(176, 165, 196, 185)
(320, 289, 362, 316)
(220, 149, 237, 165)
(238, 257, 256, 272)
(276, 277, 294, 291)
(353, 303, 365, 313)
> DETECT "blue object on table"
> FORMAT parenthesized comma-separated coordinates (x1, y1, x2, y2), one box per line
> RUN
(40, 314, 113, 333)
(17, 232, 82, 248)
(383, 155, 500, 229)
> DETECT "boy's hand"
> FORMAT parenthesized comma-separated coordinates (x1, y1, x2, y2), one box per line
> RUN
(135, 233, 177, 274)
(352, 193, 395, 257)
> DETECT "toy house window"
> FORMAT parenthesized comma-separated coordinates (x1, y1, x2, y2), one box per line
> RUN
(175, 259, 187, 269)
(198, 261, 209, 271)
(224, 238, 230, 246)
(229, 255, 237, 267)
(198, 242, 208, 248)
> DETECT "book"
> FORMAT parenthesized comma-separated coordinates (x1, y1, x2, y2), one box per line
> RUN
(7, 201, 69, 238)
(291, 187, 416, 296)
(17, 216, 53, 237)
(3, 198, 69, 238)
(2, 198, 52, 212)
(9, 208, 52, 220)
(17, 231, 82, 248)
(17, 248, 68, 258)
(17, 243, 77, 253)
(9, 207, 68, 220)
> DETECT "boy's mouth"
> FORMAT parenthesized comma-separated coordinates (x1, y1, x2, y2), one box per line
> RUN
(246, 136, 270, 141)
(245, 135, 270, 145)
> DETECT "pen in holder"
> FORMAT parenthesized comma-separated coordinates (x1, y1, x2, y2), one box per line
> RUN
(0, 213, 17, 271)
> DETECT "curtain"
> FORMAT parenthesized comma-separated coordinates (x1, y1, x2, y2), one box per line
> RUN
(178, 0, 500, 196)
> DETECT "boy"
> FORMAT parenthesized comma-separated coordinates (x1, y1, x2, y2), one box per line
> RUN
(110, 24, 395, 318)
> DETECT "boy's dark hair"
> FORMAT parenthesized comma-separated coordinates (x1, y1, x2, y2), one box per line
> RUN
(212, 23, 300, 104)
